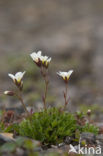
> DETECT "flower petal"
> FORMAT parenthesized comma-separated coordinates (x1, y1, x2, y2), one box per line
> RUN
(47, 57, 52, 62)
(8, 74, 15, 80)
(57, 70, 73, 81)
(37, 51, 42, 56)
(67, 70, 73, 79)
(30, 53, 37, 60)
(15, 71, 26, 81)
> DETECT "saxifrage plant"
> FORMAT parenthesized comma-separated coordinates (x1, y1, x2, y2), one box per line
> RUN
(3, 50, 99, 145)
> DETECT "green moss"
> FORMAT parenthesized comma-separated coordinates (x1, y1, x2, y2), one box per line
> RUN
(4, 108, 98, 145)
(18, 108, 77, 145)
(3, 108, 99, 146)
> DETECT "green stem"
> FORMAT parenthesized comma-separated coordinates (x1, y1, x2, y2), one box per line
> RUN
(16, 91, 30, 116)
(41, 67, 49, 110)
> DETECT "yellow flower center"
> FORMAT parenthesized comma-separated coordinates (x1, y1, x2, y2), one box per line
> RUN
(17, 79, 21, 83)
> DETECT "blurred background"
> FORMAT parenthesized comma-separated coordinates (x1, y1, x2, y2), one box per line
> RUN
(0, 0, 103, 121)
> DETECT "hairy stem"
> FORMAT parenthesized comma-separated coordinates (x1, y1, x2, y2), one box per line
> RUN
(16, 91, 30, 115)
(44, 75, 48, 110)
(64, 83, 68, 110)
(41, 67, 49, 110)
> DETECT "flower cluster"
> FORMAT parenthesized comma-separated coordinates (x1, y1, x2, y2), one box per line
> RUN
(30, 51, 51, 68)
(4, 50, 74, 114)
(30, 51, 52, 110)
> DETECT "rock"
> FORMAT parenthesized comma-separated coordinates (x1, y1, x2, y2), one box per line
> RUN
(0, 133, 15, 145)
(51, 145, 58, 149)
(80, 132, 96, 144)
(58, 142, 65, 148)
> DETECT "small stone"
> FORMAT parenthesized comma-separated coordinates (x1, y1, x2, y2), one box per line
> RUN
(58, 142, 65, 148)
(51, 145, 58, 149)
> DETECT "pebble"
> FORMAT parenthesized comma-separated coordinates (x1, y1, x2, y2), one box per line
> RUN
(58, 142, 65, 148)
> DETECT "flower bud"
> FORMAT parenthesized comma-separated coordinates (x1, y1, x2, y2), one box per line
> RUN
(87, 109, 91, 116)
(4, 91, 15, 96)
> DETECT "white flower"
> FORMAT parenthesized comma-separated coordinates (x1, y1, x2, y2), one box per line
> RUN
(30, 51, 51, 68)
(8, 71, 26, 84)
(40, 55, 52, 68)
(30, 51, 42, 65)
(57, 70, 73, 82)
